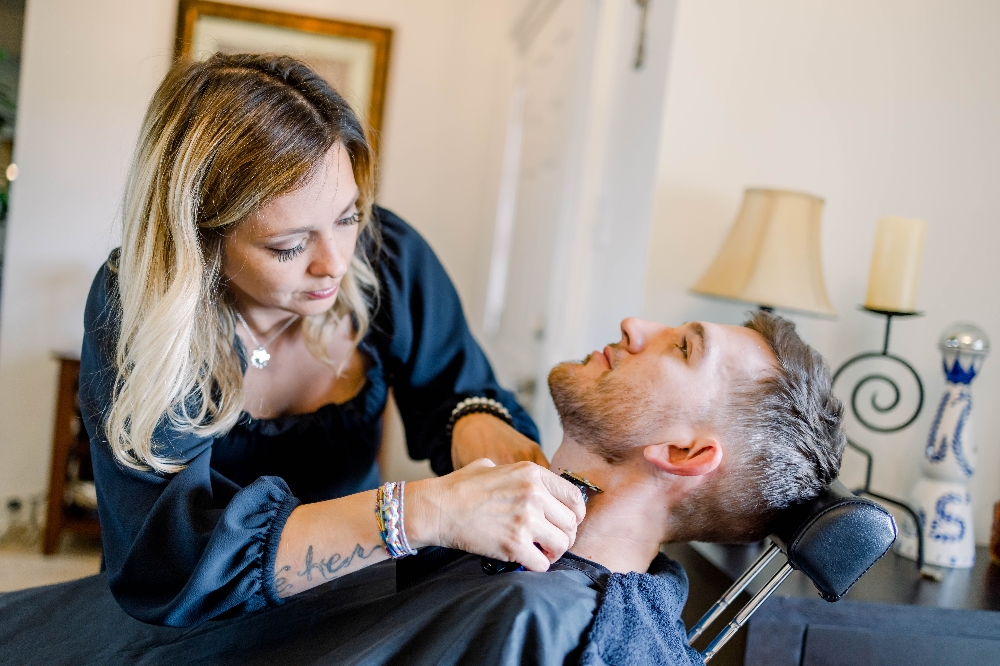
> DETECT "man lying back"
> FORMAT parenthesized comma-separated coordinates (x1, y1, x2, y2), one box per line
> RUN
(507, 310, 846, 665)
(389, 310, 846, 665)
(548, 310, 845, 569)
(0, 312, 845, 665)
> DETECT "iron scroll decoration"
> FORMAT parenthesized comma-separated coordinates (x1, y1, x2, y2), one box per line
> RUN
(833, 352, 924, 434)
(831, 308, 926, 570)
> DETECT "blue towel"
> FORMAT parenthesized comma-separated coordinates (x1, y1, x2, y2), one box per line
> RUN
(579, 553, 703, 666)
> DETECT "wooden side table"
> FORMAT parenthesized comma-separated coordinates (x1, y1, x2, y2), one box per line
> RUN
(43, 354, 101, 554)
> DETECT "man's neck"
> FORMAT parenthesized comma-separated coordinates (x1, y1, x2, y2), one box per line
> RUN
(551, 436, 676, 574)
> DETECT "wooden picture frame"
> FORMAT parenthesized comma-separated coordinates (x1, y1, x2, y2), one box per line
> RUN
(175, 0, 392, 154)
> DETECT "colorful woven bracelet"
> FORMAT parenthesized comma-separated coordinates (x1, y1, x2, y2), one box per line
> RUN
(375, 481, 417, 559)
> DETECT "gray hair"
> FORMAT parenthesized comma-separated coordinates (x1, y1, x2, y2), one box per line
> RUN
(671, 311, 846, 543)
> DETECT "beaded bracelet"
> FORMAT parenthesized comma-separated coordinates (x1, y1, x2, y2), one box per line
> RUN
(445, 396, 514, 441)
(375, 481, 417, 559)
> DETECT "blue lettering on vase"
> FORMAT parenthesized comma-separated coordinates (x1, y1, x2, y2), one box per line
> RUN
(924, 390, 974, 477)
(929, 493, 966, 542)
(950, 391, 974, 477)
(925, 393, 950, 462)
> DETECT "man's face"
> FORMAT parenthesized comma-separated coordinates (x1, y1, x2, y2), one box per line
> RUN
(548, 318, 778, 460)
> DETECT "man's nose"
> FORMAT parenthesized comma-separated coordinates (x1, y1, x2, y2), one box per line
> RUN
(619, 318, 666, 353)
(309, 237, 349, 279)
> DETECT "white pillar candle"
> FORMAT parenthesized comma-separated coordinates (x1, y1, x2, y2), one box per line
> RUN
(865, 216, 927, 312)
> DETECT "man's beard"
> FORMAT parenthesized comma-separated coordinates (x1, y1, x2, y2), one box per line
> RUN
(547, 357, 661, 463)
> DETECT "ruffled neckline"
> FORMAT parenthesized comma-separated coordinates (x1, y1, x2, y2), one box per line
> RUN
(234, 335, 387, 437)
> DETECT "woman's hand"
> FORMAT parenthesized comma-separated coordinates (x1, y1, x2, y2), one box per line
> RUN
(405, 459, 586, 572)
(451, 413, 550, 469)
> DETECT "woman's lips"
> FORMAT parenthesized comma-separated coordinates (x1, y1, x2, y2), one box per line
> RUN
(305, 285, 338, 300)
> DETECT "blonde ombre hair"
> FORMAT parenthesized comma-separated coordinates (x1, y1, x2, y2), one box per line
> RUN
(107, 54, 379, 473)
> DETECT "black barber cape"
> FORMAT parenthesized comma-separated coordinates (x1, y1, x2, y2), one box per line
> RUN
(0, 551, 702, 666)
(78, 207, 539, 626)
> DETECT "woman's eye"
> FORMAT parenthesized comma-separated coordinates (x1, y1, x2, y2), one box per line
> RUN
(338, 211, 361, 227)
(269, 242, 306, 262)
(680, 338, 689, 358)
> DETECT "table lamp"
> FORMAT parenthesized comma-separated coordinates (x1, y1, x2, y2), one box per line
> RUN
(691, 188, 836, 317)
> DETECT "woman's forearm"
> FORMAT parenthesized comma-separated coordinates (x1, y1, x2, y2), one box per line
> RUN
(273, 480, 442, 598)
(273, 490, 389, 598)
(274, 462, 586, 599)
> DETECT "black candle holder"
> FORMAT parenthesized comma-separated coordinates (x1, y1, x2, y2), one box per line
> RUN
(832, 306, 926, 570)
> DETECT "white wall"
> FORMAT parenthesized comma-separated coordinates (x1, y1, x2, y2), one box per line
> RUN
(0, 0, 518, 501)
(643, 0, 1000, 544)
(529, 0, 679, 451)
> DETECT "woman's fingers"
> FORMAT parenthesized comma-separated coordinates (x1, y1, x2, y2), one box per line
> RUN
(540, 497, 579, 549)
(498, 463, 580, 563)
(533, 470, 582, 547)
(538, 466, 587, 524)
(417, 459, 586, 566)
(511, 541, 553, 572)
(511, 509, 573, 571)
(528, 518, 572, 565)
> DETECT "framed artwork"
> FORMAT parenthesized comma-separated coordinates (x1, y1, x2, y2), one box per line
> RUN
(175, 1, 393, 154)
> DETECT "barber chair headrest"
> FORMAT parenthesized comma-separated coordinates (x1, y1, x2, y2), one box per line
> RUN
(768, 480, 897, 601)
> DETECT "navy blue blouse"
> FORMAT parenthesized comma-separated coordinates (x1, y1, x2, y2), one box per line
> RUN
(79, 208, 539, 627)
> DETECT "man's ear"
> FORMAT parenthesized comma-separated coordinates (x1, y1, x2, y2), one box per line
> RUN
(643, 436, 723, 477)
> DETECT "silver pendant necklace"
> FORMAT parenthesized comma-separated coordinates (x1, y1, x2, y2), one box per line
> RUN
(235, 311, 300, 369)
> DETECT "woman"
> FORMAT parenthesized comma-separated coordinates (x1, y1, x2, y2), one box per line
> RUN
(80, 53, 584, 627)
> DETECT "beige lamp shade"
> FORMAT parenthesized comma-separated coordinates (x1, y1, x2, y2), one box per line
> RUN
(692, 188, 836, 316)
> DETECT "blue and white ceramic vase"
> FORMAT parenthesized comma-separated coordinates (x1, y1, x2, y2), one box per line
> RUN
(897, 323, 990, 568)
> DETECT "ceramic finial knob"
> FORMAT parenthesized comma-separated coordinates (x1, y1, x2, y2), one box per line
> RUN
(939, 323, 989, 384)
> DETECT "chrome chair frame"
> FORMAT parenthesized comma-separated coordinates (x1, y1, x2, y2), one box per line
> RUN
(687, 481, 898, 663)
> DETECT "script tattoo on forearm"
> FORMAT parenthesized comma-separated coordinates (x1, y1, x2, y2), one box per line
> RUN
(274, 565, 294, 595)
(274, 543, 381, 594)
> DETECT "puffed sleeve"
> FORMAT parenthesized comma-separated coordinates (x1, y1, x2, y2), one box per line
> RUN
(79, 259, 300, 627)
(371, 208, 540, 475)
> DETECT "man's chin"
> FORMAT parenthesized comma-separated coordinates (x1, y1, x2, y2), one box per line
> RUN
(547, 361, 597, 433)
(547, 360, 584, 393)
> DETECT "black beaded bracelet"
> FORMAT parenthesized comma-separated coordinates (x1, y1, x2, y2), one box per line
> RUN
(445, 396, 514, 441)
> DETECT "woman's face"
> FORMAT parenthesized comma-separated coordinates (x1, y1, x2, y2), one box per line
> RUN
(221, 143, 361, 317)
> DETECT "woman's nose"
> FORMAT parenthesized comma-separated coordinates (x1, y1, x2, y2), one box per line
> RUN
(619, 318, 665, 353)
(309, 237, 349, 279)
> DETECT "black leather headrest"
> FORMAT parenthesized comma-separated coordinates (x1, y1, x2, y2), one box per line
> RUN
(769, 481, 897, 601)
